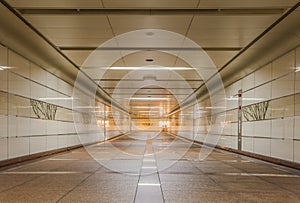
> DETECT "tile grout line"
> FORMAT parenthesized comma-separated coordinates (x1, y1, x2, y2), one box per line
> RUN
(133, 140, 148, 203)
(134, 133, 164, 203)
(55, 166, 103, 202)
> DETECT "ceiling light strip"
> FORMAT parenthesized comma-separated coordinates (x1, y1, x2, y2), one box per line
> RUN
(59, 46, 242, 51)
(18, 8, 285, 16)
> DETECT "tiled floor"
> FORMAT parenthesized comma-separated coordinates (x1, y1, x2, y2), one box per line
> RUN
(0, 132, 299, 203)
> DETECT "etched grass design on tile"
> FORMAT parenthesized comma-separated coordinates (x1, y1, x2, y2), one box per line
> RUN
(30, 99, 57, 120)
(242, 101, 269, 121)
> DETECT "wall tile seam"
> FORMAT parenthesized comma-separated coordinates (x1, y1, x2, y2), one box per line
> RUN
(207, 93, 298, 117)
(242, 136, 296, 140)
(5, 114, 75, 123)
(241, 116, 296, 122)
(8, 71, 72, 98)
(2, 45, 107, 109)
(224, 46, 299, 91)
(1, 43, 75, 91)
(0, 89, 74, 112)
(240, 70, 296, 94)
(10, 133, 81, 138)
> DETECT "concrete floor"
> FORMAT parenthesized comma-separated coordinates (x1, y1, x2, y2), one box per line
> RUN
(0, 132, 299, 203)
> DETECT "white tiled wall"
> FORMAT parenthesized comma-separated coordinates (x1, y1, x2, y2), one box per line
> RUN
(226, 48, 299, 163)
(190, 47, 300, 164)
(0, 44, 110, 162)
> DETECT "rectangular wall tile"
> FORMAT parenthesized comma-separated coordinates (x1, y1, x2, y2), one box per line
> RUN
(30, 119, 46, 135)
(0, 115, 8, 137)
(254, 138, 270, 157)
(294, 141, 300, 163)
(294, 116, 300, 140)
(0, 92, 8, 115)
(271, 118, 294, 139)
(16, 117, 31, 137)
(0, 70, 8, 92)
(242, 73, 255, 91)
(8, 137, 29, 159)
(254, 120, 271, 138)
(30, 137, 46, 154)
(58, 135, 69, 148)
(271, 73, 295, 99)
(8, 51, 30, 78)
(8, 115, 17, 137)
(30, 82, 46, 100)
(30, 63, 46, 84)
(295, 94, 300, 116)
(271, 139, 293, 161)
(296, 71, 300, 94)
(0, 138, 8, 161)
(255, 63, 272, 86)
(46, 136, 58, 150)
(254, 83, 271, 102)
(242, 137, 253, 153)
(242, 122, 254, 136)
(272, 50, 295, 79)
(8, 73, 30, 98)
(271, 96, 294, 119)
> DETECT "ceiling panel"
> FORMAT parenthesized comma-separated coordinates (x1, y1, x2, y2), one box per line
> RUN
(23, 15, 111, 28)
(6, 0, 104, 8)
(205, 51, 239, 68)
(198, 0, 298, 8)
(50, 38, 111, 47)
(190, 15, 279, 29)
(171, 70, 202, 80)
(109, 15, 192, 36)
(122, 51, 177, 67)
(63, 50, 93, 66)
(189, 38, 254, 48)
(187, 28, 264, 41)
(38, 28, 113, 39)
(102, 0, 199, 8)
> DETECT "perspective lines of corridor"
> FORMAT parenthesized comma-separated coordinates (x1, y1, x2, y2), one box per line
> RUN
(1, 0, 300, 202)
(0, 132, 299, 203)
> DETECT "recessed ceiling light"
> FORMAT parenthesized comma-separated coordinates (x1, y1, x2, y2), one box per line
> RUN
(146, 32, 154, 36)
(145, 59, 154, 62)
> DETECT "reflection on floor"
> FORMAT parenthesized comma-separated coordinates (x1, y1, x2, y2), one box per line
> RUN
(0, 132, 299, 202)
